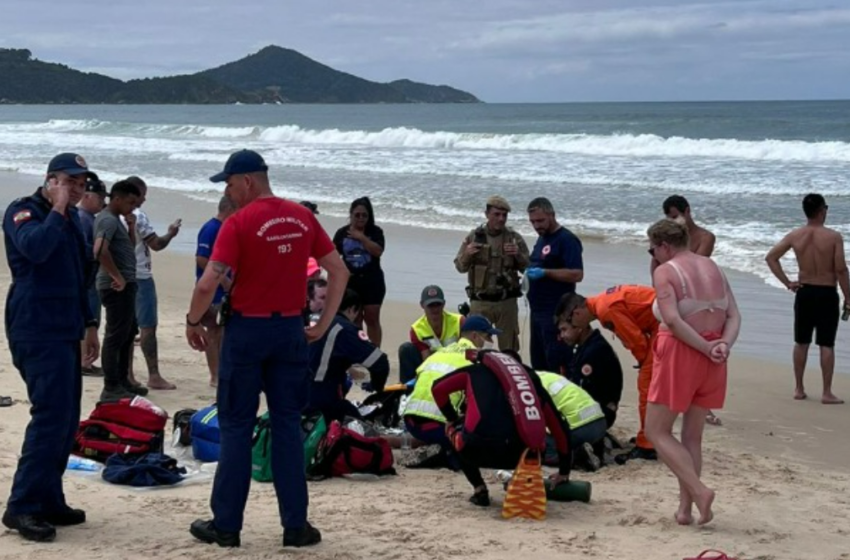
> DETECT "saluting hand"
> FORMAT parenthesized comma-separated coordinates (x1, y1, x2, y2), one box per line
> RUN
(186, 325, 209, 352)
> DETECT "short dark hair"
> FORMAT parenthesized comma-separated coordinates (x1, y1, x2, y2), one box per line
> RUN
(307, 278, 328, 300)
(802, 194, 826, 219)
(125, 176, 147, 191)
(109, 180, 141, 199)
(527, 197, 555, 214)
(554, 292, 586, 325)
(218, 195, 236, 214)
(340, 288, 363, 314)
(662, 195, 689, 215)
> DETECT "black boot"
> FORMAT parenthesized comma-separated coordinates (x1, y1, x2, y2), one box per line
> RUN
(2, 512, 56, 542)
(189, 519, 240, 547)
(283, 521, 322, 548)
(43, 506, 86, 526)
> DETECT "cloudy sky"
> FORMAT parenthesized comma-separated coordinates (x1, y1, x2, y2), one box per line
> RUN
(2, 0, 847, 102)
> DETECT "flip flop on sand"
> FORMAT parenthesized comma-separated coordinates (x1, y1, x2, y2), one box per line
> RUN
(0, 396, 13, 407)
(705, 412, 722, 426)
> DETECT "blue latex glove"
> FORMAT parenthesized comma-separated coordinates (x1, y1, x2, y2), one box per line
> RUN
(405, 378, 417, 389)
(527, 267, 545, 281)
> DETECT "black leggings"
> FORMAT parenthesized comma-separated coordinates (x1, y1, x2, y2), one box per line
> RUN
(457, 441, 527, 489)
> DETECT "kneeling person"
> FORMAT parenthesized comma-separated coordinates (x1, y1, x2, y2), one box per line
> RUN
(431, 351, 572, 506)
(307, 289, 389, 422)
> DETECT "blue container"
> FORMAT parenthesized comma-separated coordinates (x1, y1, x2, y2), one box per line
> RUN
(191, 405, 221, 462)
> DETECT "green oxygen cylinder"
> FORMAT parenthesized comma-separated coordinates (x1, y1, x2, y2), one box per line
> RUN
(545, 480, 592, 503)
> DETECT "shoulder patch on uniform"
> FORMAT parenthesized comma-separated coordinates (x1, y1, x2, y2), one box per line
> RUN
(581, 364, 593, 376)
(13, 210, 32, 224)
(358, 330, 369, 341)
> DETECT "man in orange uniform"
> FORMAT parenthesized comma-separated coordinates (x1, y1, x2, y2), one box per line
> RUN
(557, 285, 658, 461)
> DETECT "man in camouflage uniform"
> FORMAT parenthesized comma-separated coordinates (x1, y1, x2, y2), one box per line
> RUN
(454, 196, 529, 352)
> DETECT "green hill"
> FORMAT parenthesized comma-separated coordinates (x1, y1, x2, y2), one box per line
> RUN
(0, 47, 481, 104)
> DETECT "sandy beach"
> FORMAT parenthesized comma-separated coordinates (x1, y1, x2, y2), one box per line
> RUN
(1, 171, 850, 559)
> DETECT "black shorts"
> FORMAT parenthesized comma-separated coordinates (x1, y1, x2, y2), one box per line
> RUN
(347, 271, 386, 306)
(794, 285, 839, 347)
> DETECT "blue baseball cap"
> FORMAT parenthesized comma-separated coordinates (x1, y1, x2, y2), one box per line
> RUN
(209, 149, 269, 183)
(47, 153, 96, 178)
(461, 314, 502, 335)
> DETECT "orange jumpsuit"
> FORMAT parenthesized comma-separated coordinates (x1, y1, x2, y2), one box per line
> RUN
(586, 285, 658, 450)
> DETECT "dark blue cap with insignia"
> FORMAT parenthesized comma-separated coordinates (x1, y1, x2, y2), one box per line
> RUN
(47, 152, 96, 178)
(209, 149, 269, 183)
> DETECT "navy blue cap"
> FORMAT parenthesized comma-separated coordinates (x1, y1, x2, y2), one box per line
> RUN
(461, 314, 502, 335)
(85, 174, 106, 195)
(47, 152, 96, 178)
(209, 149, 269, 183)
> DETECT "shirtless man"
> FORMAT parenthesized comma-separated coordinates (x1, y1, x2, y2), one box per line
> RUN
(652, 195, 716, 273)
(653, 195, 722, 424)
(766, 194, 849, 404)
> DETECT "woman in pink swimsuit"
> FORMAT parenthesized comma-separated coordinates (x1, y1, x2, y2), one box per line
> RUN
(645, 219, 741, 526)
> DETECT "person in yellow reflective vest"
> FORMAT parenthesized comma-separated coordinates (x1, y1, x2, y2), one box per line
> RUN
(397, 285, 464, 383)
(401, 315, 499, 464)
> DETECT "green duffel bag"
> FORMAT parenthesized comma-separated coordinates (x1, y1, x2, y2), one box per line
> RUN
(251, 412, 328, 483)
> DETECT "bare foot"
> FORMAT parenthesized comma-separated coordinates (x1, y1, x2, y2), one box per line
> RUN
(147, 376, 177, 390)
(822, 393, 844, 405)
(209, 379, 218, 388)
(675, 508, 694, 525)
(694, 488, 715, 525)
(793, 390, 807, 400)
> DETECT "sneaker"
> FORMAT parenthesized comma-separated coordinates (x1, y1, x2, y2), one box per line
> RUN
(99, 387, 136, 402)
(42, 506, 86, 526)
(189, 519, 241, 548)
(122, 384, 149, 397)
(469, 489, 491, 507)
(626, 446, 658, 461)
(283, 521, 322, 548)
(2, 511, 56, 542)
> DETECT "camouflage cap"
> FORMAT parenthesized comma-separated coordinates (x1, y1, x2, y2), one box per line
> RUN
(486, 195, 511, 212)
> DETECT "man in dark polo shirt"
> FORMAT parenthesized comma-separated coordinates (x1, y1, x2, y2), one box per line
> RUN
(525, 197, 584, 371)
(185, 149, 349, 549)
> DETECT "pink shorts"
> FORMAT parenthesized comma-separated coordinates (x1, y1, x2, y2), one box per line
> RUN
(648, 330, 727, 413)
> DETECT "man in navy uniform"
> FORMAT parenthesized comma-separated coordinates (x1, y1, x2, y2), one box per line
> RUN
(306, 288, 390, 422)
(2, 153, 101, 542)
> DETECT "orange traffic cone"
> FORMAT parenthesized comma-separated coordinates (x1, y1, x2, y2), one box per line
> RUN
(502, 449, 547, 520)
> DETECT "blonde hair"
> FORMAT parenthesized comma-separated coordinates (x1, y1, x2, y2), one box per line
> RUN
(647, 218, 689, 248)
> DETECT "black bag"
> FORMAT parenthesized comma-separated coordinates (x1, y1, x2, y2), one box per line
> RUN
(173, 408, 198, 447)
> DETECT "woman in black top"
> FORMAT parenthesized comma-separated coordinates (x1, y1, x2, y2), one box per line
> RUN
(333, 197, 386, 346)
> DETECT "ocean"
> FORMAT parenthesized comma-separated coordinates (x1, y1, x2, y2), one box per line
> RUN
(1, 101, 849, 289)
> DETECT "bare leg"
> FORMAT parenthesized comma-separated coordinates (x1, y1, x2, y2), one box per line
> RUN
(204, 326, 223, 388)
(793, 343, 809, 399)
(140, 326, 176, 390)
(363, 304, 383, 348)
(127, 349, 141, 387)
(646, 403, 714, 525)
(820, 346, 844, 404)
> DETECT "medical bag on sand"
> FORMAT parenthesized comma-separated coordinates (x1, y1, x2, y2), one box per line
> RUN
(190, 405, 221, 462)
(311, 420, 396, 478)
(251, 413, 328, 483)
(74, 397, 168, 462)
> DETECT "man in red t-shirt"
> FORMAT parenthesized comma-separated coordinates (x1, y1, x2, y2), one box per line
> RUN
(184, 149, 349, 550)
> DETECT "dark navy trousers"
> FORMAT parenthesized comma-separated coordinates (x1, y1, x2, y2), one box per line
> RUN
(7, 340, 82, 516)
(529, 309, 563, 372)
(211, 315, 310, 533)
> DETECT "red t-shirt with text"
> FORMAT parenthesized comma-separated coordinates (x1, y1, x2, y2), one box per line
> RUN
(211, 197, 335, 316)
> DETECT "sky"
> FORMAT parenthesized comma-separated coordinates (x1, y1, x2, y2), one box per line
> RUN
(1, 0, 848, 102)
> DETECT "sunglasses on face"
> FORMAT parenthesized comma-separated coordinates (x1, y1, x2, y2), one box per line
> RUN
(352, 212, 368, 218)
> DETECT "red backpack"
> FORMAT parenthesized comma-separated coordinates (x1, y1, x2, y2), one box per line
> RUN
(312, 421, 396, 478)
(74, 397, 168, 462)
